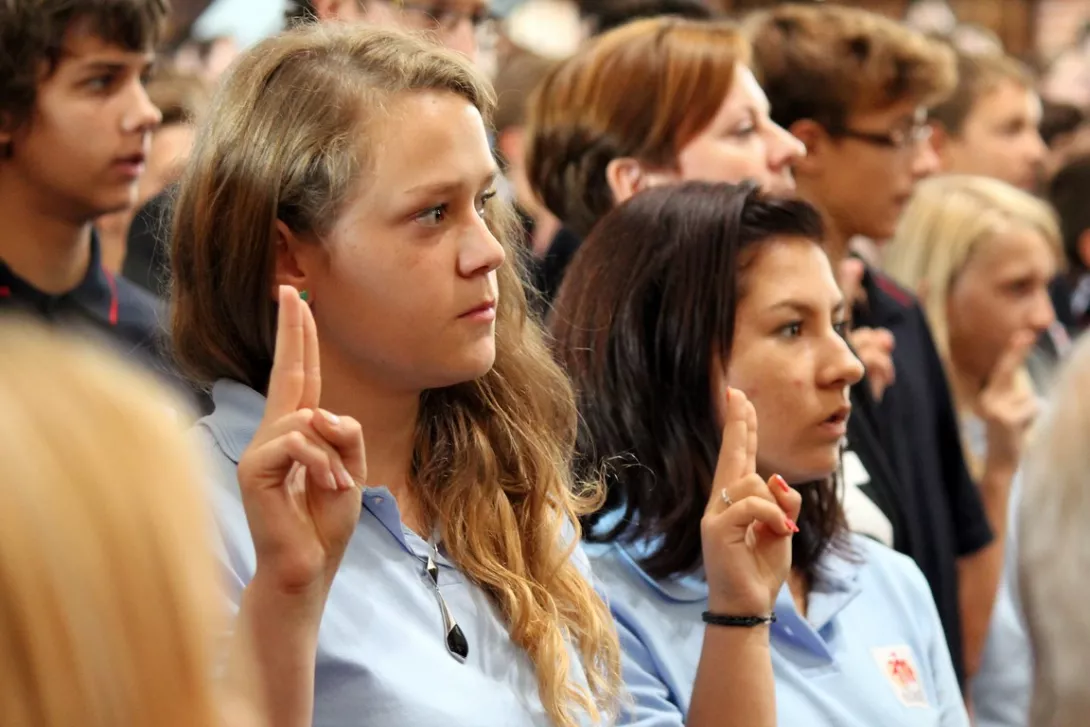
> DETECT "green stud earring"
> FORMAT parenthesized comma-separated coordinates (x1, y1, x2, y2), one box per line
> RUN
(298, 289, 309, 303)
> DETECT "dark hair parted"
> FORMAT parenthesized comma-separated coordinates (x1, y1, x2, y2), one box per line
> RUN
(0, 0, 168, 132)
(550, 182, 848, 583)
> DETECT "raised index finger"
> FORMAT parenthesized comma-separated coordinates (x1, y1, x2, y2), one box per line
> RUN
(298, 293, 321, 411)
(708, 386, 752, 513)
(265, 286, 307, 419)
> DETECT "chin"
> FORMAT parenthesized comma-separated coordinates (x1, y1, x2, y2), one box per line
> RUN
(784, 448, 841, 484)
(444, 343, 497, 385)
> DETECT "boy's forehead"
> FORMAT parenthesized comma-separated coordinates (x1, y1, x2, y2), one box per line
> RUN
(57, 15, 154, 64)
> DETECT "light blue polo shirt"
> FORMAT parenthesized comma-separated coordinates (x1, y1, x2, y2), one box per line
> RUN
(589, 533, 970, 727)
(196, 379, 597, 727)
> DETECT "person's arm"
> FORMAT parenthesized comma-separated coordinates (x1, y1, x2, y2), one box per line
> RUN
(956, 333, 1037, 678)
(224, 573, 329, 727)
(223, 287, 366, 727)
(688, 626, 775, 727)
(956, 462, 1014, 678)
(691, 388, 800, 727)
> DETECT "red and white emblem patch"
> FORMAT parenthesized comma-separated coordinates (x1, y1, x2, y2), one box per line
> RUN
(872, 645, 930, 708)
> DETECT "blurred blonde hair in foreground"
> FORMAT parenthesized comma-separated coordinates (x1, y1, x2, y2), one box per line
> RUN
(1020, 332, 1090, 727)
(0, 320, 245, 727)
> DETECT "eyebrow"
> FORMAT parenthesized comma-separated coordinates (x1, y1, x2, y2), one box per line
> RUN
(75, 56, 155, 73)
(403, 169, 499, 197)
(767, 298, 846, 315)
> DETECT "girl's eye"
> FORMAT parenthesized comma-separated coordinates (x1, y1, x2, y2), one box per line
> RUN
(415, 205, 447, 227)
(778, 321, 803, 338)
(476, 189, 497, 217)
(833, 320, 849, 337)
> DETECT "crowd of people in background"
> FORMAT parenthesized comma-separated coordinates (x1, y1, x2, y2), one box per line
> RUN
(3, 0, 1090, 726)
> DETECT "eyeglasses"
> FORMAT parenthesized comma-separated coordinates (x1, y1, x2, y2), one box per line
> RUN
(829, 123, 934, 151)
(391, 0, 498, 33)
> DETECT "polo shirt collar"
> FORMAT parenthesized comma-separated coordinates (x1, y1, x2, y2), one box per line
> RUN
(0, 231, 119, 325)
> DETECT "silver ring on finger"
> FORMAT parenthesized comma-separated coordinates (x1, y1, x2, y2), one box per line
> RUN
(720, 488, 733, 508)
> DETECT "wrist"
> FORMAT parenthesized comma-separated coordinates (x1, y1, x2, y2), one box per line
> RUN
(247, 570, 330, 616)
(707, 593, 775, 619)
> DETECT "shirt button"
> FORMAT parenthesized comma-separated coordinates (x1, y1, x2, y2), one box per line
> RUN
(372, 496, 384, 505)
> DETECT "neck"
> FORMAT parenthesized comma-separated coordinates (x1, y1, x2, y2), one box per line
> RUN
(0, 172, 95, 294)
(318, 342, 422, 526)
(948, 360, 985, 416)
(795, 181, 852, 268)
(531, 212, 560, 259)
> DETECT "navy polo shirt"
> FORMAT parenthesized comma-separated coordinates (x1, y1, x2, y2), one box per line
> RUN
(852, 265, 993, 687)
(0, 232, 189, 404)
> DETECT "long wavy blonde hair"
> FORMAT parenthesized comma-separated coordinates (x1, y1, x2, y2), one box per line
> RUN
(0, 320, 239, 727)
(169, 23, 621, 726)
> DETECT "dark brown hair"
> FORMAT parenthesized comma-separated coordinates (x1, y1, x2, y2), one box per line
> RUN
(170, 23, 621, 727)
(550, 181, 848, 582)
(928, 50, 1035, 137)
(0, 0, 168, 133)
(525, 16, 749, 238)
(744, 3, 955, 132)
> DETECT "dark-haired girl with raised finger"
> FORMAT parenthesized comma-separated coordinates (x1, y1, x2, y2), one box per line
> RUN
(551, 182, 969, 726)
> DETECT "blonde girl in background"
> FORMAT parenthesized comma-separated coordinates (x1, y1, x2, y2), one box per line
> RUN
(883, 174, 1061, 726)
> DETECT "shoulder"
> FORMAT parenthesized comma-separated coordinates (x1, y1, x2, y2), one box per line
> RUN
(113, 273, 165, 335)
(851, 534, 934, 607)
(867, 268, 917, 311)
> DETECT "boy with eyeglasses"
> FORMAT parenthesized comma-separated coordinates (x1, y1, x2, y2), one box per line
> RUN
(287, 0, 495, 61)
(746, 3, 1005, 691)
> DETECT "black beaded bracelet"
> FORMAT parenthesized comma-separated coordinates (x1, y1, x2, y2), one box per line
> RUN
(702, 611, 777, 628)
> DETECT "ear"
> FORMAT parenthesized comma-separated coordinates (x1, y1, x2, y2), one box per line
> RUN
(1077, 229, 1090, 271)
(786, 119, 829, 179)
(605, 157, 677, 205)
(928, 121, 953, 169)
(605, 157, 646, 206)
(272, 220, 316, 301)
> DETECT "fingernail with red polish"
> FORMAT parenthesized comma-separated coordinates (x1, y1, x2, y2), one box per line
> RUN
(785, 518, 799, 533)
(774, 474, 790, 493)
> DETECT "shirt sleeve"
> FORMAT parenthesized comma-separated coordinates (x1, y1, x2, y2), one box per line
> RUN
(612, 604, 687, 727)
(913, 305, 993, 557)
